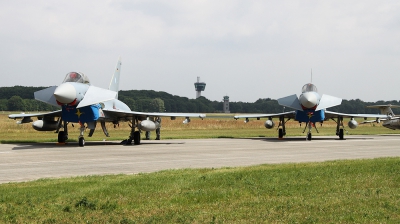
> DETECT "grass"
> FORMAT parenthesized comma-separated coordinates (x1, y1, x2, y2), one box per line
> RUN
(0, 158, 399, 223)
(1, 112, 400, 222)
(2, 113, 400, 143)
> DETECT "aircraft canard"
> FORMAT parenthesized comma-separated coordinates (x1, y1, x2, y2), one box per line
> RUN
(234, 82, 386, 140)
(277, 94, 303, 111)
(8, 57, 206, 147)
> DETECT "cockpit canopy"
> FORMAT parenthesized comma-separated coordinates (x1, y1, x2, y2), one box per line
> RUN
(301, 83, 317, 93)
(62, 72, 90, 84)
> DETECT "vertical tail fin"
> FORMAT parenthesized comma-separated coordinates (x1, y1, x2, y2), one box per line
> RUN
(367, 105, 397, 117)
(109, 56, 122, 98)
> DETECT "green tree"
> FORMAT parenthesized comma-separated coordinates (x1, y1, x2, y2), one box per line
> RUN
(124, 98, 136, 111)
(7, 96, 26, 111)
(149, 98, 165, 112)
(0, 99, 7, 111)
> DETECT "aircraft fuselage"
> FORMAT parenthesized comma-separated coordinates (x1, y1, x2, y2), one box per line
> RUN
(295, 109, 325, 123)
(61, 104, 102, 123)
(382, 119, 400, 130)
(299, 91, 320, 110)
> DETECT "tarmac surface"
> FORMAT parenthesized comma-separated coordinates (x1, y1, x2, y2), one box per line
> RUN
(1, 135, 400, 184)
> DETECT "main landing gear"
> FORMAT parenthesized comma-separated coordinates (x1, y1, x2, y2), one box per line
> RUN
(331, 116, 345, 140)
(126, 117, 141, 145)
(126, 117, 148, 145)
(125, 117, 162, 145)
(57, 119, 68, 144)
(277, 116, 290, 139)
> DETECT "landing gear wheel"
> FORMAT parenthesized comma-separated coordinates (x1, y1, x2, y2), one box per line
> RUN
(133, 131, 141, 145)
(307, 133, 312, 141)
(58, 131, 66, 143)
(339, 129, 344, 140)
(278, 129, 284, 138)
(79, 137, 85, 147)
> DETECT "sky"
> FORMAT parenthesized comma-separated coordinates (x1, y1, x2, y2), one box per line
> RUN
(1, 0, 400, 103)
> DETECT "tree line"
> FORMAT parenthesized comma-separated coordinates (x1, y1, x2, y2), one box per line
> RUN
(1, 86, 399, 115)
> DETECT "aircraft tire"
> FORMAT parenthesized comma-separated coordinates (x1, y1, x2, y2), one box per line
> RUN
(278, 129, 283, 138)
(133, 131, 141, 145)
(339, 129, 344, 140)
(307, 133, 312, 141)
(58, 131, 65, 143)
(79, 137, 85, 147)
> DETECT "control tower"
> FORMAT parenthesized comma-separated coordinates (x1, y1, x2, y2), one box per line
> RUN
(194, 77, 206, 98)
(223, 96, 230, 113)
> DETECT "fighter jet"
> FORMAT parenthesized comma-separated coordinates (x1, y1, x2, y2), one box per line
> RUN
(362, 105, 400, 130)
(9, 57, 206, 146)
(234, 83, 386, 140)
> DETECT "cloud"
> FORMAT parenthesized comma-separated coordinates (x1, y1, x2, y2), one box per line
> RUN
(1, 0, 400, 103)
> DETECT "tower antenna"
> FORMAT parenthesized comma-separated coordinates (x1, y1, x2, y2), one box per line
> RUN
(311, 69, 313, 83)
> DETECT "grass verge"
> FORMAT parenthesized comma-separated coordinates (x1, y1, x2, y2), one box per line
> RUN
(0, 158, 399, 223)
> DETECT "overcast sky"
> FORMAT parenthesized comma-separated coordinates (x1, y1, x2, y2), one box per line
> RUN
(1, 1, 399, 103)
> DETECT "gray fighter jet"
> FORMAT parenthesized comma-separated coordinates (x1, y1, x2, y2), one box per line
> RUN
(363, 105, 400, 130)
(9, 57, 206, 146)
(234, 83, 386, 140)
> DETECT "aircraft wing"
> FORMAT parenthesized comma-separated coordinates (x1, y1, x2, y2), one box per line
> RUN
(9, 110, 62, 123)
(324, 110, 388, 119)
(234, 111, 296, 120)
(102, 109, 206, 121)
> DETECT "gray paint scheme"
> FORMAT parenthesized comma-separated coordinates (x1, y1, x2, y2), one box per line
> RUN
(8, 57, 206, 146)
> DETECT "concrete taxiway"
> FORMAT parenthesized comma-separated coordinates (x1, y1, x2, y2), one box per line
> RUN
(0, 135, 399, 184)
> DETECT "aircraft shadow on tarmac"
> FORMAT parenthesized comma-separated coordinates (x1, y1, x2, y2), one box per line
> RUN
(11, 140, 185, 150)
(10, 135, 380, 150)
(238, 136, 374, 142)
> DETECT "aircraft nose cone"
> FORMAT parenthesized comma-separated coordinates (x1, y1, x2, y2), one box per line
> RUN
(54, 83, 77, 104)
(300, 92, 318, 109)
